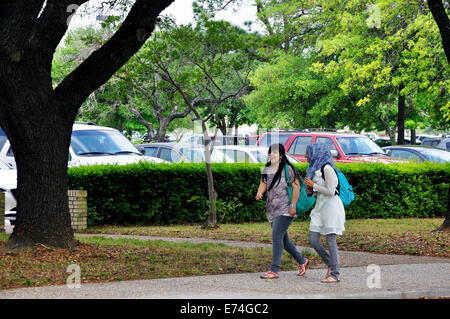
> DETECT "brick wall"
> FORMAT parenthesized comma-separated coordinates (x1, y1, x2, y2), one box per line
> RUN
(0, 192, 4, 233)
(0, 191, 87, 233)
(68, 190, 87, 232)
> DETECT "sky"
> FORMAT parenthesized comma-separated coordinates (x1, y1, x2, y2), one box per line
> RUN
(163, 0, 259, 30)
(69, 0, 260, 32)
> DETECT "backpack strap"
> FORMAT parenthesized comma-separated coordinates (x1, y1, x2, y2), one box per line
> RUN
(320, 164, 339, 196)
(286, 164, 304, 185)
(284, 164, 291, 187)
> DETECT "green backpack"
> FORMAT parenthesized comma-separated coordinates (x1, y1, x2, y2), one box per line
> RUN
(285, 164, 316, 214)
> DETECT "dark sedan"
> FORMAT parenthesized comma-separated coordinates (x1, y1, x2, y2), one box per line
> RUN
(382, 145, 450, 163)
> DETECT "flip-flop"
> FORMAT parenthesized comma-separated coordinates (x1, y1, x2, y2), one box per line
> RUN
(320, 276, 340, 283)
(298, 258, 309, 276)
(260, 271, 279, 279)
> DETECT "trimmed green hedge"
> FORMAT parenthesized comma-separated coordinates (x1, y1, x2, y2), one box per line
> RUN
(67, 162, 450, 226)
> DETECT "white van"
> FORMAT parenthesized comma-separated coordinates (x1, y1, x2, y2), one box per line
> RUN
(0, 123, 166, 168)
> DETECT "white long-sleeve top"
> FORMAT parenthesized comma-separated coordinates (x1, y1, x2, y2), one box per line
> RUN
(309, 164, 346, 235)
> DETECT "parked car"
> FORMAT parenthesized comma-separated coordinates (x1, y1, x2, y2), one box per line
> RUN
(257, 130, 399, 163)
(382, 145, 450, 163)
(244, 135, 260, 146)
(416, 134, 440, 143)
(0, 158, 17, 226)
(180, 134, 245, 146)
(374, 137, 418, 147)
(421, 137, 450, 151)
(0, 123, 166, 168)
(214, 145, 299, 164)
(137, 142, 235, 163)
(374, 137, 393, 148)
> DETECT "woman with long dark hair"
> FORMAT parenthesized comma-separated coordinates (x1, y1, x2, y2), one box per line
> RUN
(255, 143, 309, 279)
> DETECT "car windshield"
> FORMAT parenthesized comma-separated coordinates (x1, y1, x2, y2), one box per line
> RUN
(419, 149, 450, 163)
(71, 130, 141, 156)
(336, 137, 384, 155)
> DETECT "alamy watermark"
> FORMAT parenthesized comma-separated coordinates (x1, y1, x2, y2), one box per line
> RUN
(66, 264, 81, 289)
(366, 264, 381, 289)
(66, 4, 80, 27)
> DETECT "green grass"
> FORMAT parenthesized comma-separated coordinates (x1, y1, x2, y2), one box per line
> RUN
(0, 234, 310, 290)
(85, 218, 444, 236)
(83, 218, 449, 257)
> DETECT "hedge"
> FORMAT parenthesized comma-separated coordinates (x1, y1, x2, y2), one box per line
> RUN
(67, 162, 450, 226)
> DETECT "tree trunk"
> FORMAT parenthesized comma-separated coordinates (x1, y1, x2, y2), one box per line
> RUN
(0, 0, 174, 250)
(1, 84, 75, 249)
(8, 121, 74, 249)
(156, 118, 169, 142)
(201, 125, 218, 229)
(411, 128, 416, 145)
(203, 160, 218, 228)
(397, 84, 405, 145)
(434, 185, 450, 232)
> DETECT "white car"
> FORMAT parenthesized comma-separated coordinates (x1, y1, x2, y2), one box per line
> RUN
(181, 146, 235, 163)
(214, 145, 300, 164)
(68, 123, 168, 167)
(421, 137, 450, 151)
(0, 123, 167, 168)
(0, 158, 17, 226)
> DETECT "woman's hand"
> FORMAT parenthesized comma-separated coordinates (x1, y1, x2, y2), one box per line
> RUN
(255, 192, 264, 200)
(304, 178, 314, 188)
(289, 207, 297, 217)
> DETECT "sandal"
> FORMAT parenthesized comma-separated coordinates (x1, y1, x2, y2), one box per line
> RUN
(325, 268, 331, 279)
(260, 271, 279, 279)
(320, 276, 340, 283)
(297, 258, 309, 276)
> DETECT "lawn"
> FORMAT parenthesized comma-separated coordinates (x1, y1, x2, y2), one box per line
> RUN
(0, 235, 316, 290)
(84, 218, 450, 257)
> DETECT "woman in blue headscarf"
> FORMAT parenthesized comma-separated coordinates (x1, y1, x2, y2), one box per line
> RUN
(304, 143, 345, 283)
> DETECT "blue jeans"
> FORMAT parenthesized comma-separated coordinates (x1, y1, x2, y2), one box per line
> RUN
(308, 231, 340, 280)
(269, 215, 306, 273)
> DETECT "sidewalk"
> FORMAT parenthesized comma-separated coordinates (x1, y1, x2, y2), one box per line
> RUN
(0, 232, 449, 299)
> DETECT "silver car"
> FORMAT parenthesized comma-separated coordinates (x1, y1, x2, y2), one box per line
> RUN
(0, 158, 17, 226)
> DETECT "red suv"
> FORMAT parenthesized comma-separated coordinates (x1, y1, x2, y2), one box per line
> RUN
(257, 130, 399, 163)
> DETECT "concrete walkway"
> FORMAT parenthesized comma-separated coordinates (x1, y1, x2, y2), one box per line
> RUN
(0, 232, 449, 299)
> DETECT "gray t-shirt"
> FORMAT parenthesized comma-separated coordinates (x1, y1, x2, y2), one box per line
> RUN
(262, 165, 298, 223)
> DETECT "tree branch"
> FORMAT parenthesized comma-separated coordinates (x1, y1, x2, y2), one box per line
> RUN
(29, 0, 88, 67)
(128, 105, 155, 133)
(0, 0, 46, 59)
(428, 0, 450, 64)
(54, 0, 174, 118)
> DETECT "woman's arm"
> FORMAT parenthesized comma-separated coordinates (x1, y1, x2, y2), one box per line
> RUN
(313, 165, 338, 196)
(290, 179, 300, 216)
(255, 181, 267, 200)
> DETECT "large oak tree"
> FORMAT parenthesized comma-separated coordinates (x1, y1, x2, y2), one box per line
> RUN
(0, 0, 174, 249)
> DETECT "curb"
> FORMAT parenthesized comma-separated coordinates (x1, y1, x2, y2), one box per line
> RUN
(291, 286, 450, 299)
